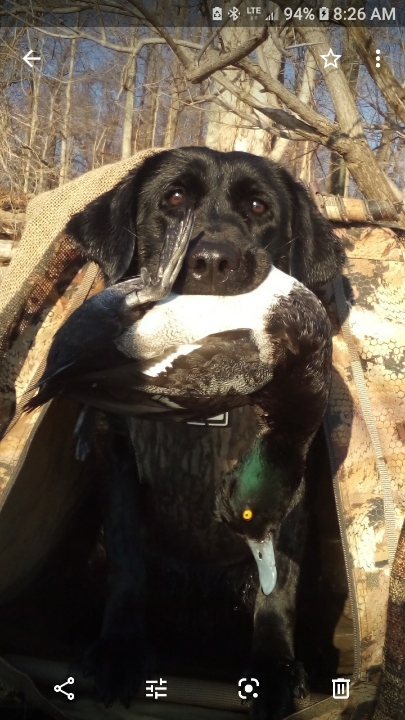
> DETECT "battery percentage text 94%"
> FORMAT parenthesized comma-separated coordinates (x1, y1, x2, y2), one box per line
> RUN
(283, 7, 315, 20)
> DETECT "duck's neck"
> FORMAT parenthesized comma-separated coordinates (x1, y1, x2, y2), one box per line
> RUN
(239, 433, 305, 497)
(238, 439, 271, 495)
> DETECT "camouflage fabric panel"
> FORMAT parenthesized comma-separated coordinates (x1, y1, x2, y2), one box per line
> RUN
(0, 397, 90, 603)
(372, 518, 405, 720)
(0, 243, 102, 438)
(0, 247, 102, 601)
(285, 681, 377, 719)
(0, 404, 46, 501)
(325, 226, 405, 678)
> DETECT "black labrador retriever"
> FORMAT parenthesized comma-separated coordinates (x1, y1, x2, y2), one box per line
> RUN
(62, 147, 344, 718)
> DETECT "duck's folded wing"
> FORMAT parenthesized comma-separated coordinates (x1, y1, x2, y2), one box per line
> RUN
(57, 329, 280, 419)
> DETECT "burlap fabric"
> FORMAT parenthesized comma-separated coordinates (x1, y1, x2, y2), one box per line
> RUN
(0, 150, 162, 603)
(0, 147, 159, 344)
(0, 152, 404, 719)
(0, 148, 160, 439)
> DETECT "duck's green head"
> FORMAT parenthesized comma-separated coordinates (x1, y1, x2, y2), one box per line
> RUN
(215, 434, 304, 594)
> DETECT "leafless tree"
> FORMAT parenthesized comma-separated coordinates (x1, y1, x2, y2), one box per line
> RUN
(0, 0, 404, 212)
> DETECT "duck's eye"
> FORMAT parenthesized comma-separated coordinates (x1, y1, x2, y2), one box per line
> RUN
(251, 199, 267, 215)
(168, 189, 185, 207)
(243, 508, 253, 521)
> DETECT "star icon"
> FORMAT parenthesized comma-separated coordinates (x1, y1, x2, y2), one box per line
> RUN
(320, 48, 341, 69)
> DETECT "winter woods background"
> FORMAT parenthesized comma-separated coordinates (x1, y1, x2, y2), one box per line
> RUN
(0, 0, 405, 204)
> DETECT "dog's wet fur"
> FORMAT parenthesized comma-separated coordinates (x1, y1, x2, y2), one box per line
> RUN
(65, 147, 345, 718)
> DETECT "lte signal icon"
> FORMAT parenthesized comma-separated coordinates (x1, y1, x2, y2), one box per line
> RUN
(319, 7, 329, 21)
(332, 678, 350, 700)
(212, 7, 222, 20)
(265, 8, 279, 22)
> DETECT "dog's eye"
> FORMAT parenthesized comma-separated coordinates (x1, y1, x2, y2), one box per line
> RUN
(168, 189, 185, 207)
(251, 199, 267, 215)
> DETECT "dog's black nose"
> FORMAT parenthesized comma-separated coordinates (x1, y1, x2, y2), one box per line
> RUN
(186, 240, 240, 291)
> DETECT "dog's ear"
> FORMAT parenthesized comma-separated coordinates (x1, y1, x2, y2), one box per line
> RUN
(283, 174, 346, 288)
(65, 170, 140, 283)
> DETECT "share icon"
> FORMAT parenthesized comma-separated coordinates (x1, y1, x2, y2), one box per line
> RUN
(54, 676, 75, 701)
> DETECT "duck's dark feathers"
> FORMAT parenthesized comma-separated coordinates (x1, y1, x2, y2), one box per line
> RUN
(26, 265, 332, 423)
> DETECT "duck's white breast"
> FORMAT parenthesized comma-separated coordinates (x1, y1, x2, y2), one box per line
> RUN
(116, 266, 299, 360)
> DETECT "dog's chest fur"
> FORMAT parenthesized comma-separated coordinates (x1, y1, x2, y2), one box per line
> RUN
(129, 405, 261, 565)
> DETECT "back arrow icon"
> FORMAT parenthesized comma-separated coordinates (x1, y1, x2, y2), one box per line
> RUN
(23, 49, 41, 68)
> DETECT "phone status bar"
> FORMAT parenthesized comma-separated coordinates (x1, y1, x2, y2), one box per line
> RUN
(210, 3, 398, 27)
(0, 1, 401, 28)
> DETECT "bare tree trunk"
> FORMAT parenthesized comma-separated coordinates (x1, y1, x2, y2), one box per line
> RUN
(59, 36, 76, 186)
(297, 25, 399, 201)
(92, 126, 107, 169)
(163, 21, 186, 148)
(22, 77, 35, 194)
(271, 50, 316, 163)
(121, 29, 137, 160)
(150, 47, 164, 147)
(256, 37, 283, 159)
(348, 25, 405, 126)
(164, 73, 181, 147)
(206, 28, 271, 154)
(136, 49, 159, 150)
(329, 32, 359, 196)
(38, 85, 59, 192)
(329, 156, 347, 196)
(298, 141, 313, 183)
(147, 51, 162, 148)
(23, 33, 42, 193)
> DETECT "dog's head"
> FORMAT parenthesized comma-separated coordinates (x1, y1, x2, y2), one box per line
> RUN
(66, 147, 345, 293)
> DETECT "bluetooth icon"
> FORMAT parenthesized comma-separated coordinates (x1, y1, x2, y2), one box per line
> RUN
(228, 6, 240, 21)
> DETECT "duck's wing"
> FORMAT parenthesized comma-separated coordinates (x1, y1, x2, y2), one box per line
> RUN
(51, 329, 279, 419)
(25, 211, 194, 411)
(136, 328, 278, 397)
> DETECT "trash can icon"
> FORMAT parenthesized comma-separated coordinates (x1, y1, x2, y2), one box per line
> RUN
(332, 678, 350, 700)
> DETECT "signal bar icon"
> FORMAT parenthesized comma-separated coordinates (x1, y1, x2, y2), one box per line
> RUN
(265, 8, 279, 22)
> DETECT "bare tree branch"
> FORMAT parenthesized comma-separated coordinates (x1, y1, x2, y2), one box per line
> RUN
(237, 57, 336, 139)
(196, 0, 244, 62)
(348, 25, 405, 125)
(213, 70, 324, 143)
(124, 2, 269, 86)
(126, 0, 192, 67)
(186, 27, 268, 84)
(297, 23, 402, 201)
(24, 26, 203, 55)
